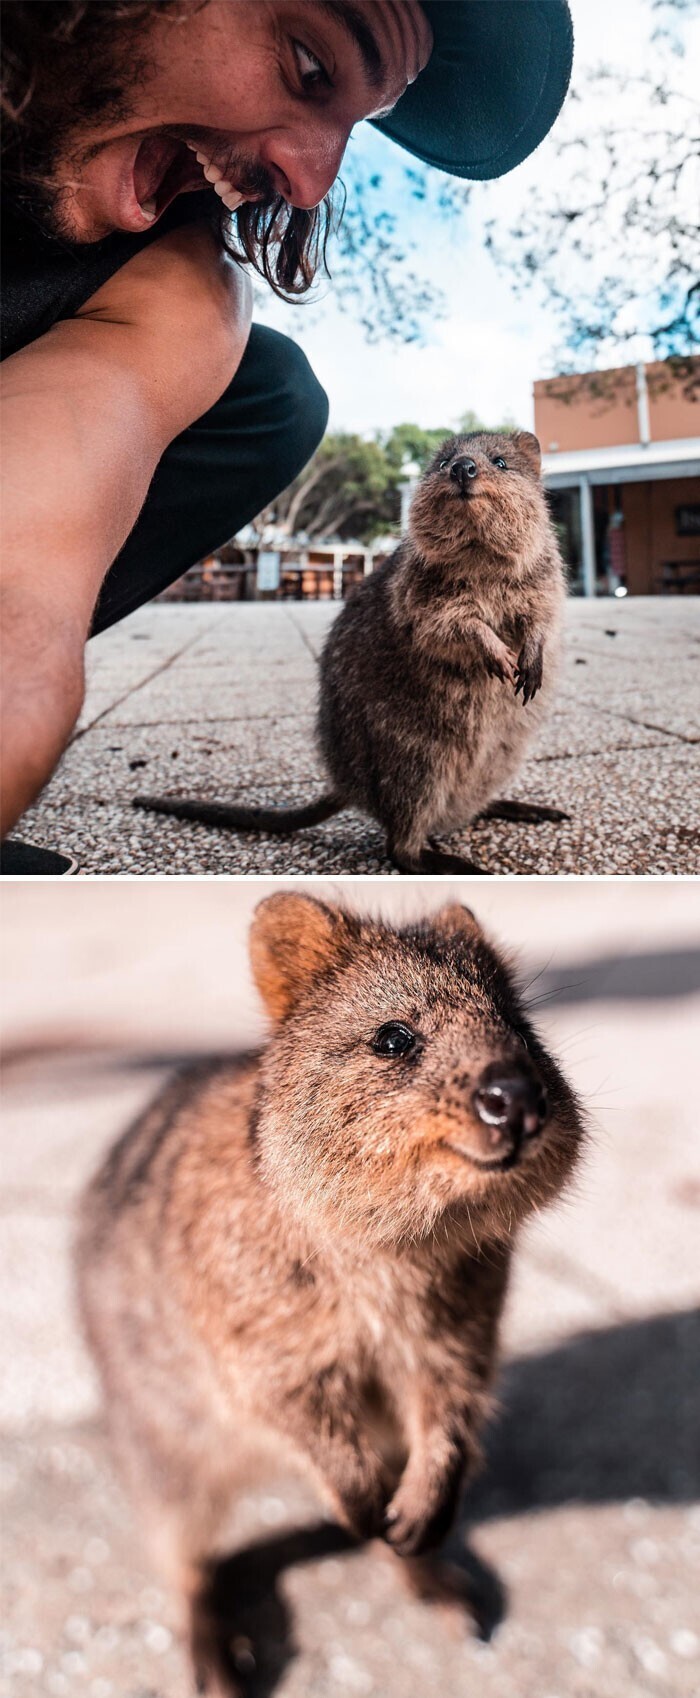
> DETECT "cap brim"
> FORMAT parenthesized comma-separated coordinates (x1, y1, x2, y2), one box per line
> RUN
(371, 1, 573, 180)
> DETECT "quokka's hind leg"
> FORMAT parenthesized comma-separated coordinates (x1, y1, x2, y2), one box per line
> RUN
(388, 836, 489, 875)
(478, 799, 570, 824)
(122, 1459, 244, 1695)
(142, 1516, 245, 1698)
(380, 777, 489, 874)
(425, 842, 491, 874)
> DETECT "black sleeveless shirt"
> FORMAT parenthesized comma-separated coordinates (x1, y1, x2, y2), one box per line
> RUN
(1, 187, 217, 362)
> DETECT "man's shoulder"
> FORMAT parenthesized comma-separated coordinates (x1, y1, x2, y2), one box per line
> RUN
(1, 189, 217, 362)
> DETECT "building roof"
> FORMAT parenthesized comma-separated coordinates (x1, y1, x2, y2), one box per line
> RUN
(542, 437, 700, 488)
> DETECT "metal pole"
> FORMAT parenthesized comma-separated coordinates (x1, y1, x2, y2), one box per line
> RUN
(579, 477, 596, 598)
(333, 547, 343, 600)
(636, 361, 651, 445)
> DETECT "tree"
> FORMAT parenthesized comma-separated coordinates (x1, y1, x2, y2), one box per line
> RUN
(482, 1, 699, 393)
(271, 4, 698, 376)
(253, 432, 395, 543)
(324, 158, 442, 345)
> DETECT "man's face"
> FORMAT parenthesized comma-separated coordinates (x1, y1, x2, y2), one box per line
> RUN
(48, 0, 433, 242)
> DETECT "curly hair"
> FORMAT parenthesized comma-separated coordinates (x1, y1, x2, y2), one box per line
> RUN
(1, 0, 335, 296)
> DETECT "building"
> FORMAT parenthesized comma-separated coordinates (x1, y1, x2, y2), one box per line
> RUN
(536, 360, 699, 596)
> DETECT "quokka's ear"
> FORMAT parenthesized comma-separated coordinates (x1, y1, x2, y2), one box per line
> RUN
(250, 894, 349, 1021)
(430, 902, 483, 945)
(512, 431, 542, 476)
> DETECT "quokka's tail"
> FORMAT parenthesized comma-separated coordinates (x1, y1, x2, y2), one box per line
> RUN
(132, 792, 343, 835)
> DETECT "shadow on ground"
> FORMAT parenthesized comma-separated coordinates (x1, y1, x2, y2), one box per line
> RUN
(186, 1306, 700, 1696)
(533, 946, 700, 1005)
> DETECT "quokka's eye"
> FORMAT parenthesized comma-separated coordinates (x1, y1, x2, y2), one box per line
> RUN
(372, 1021, 417, 1058)
(439, 459, 449, 471)
(492, 456, 508, 470)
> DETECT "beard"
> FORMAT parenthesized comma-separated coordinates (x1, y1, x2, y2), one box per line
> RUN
(2, 0, 159, 238)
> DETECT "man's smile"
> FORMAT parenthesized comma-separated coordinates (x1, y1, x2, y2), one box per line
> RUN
(129, 133, 267, 228)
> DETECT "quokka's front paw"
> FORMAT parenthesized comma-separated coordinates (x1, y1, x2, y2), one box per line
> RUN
(515, 639, 544, 703)
(484, 642, 520, 688)
(383, 1473, 461, 1558)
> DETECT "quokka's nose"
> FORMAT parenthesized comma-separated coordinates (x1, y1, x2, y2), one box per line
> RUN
(450, 456, 479, 488)
(472, 1065, 548, 1149)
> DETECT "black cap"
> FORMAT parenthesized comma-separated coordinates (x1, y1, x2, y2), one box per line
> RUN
(371, 1, 574, 180)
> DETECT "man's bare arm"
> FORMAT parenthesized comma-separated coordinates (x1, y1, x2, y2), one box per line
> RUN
(1, 225, 252, 838)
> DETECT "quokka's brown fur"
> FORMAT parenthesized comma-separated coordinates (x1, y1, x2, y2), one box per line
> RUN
(134, 431, 568, 873)
(77, 894, 585, 1695)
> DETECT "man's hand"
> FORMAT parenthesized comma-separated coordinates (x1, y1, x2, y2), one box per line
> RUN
(1, 225, 252, 838)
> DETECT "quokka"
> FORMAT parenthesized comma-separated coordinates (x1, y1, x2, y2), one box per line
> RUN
(134, 431, 568, 872)
(78, 894, 585, 1694)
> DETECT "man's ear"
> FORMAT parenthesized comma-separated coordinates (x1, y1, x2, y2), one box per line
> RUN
(430, 902, 483, 944)
(250, 894, 349, 1021)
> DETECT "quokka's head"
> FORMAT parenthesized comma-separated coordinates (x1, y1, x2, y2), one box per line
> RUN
(408, 431, 550, 567)
(250, 895, 585, 1250)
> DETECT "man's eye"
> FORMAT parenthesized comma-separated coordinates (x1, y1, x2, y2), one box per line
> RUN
(293, 40, 330, 89)
(492, 456, 508, 470)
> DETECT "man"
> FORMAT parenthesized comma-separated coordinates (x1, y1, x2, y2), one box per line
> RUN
(0, 0, 573, 868)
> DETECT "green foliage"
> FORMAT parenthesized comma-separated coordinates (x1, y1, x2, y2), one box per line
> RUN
(483, 5, 698, 381)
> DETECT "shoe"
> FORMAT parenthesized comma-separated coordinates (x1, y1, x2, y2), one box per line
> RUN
(0, 839, 80, 875)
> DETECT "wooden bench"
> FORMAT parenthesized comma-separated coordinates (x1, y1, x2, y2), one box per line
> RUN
(657, 559, 700, 594)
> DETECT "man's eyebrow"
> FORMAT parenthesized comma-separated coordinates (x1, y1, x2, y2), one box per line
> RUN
(313, 1, 386, 87)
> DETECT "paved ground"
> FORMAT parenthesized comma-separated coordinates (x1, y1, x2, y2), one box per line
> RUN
(1, 882, 699, 1698)
(14, 596, 700, 875)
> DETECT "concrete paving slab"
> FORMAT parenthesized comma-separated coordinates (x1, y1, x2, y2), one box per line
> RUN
(529, 706, 670, 760)
(469, 742, 699, 875)
(578, 692, 699, 745)
(13, 599, 699, 875)
(93, 677, 319, 727)
(29, 720, 321, 805)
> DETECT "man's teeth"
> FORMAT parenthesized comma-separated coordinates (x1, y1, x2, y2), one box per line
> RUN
(140, 199, 157, 222)
(184, 140, 245, 213)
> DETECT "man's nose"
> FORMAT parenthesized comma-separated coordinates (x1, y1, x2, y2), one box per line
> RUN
(259, 125, 348, 209)
(450, 458, 479, 489)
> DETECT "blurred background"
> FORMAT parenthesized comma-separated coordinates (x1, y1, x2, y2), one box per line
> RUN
(1, 878, 699, 1697)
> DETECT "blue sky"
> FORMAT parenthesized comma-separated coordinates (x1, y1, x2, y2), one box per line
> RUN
(255, 0, 698, 435)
